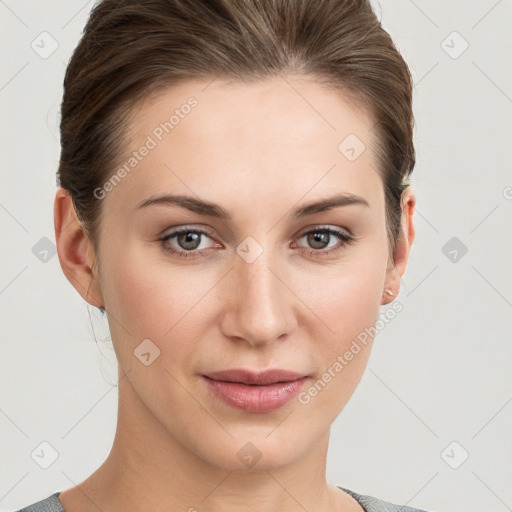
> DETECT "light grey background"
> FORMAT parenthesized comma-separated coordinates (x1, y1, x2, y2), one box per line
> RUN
(1, 1, 511, 511)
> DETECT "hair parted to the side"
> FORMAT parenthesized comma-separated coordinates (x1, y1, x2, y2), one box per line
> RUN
(58, 0, 415, 293)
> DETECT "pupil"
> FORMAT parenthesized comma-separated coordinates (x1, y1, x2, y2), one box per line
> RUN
(309, 232, 329, 249)
(179, 232, 200, 250)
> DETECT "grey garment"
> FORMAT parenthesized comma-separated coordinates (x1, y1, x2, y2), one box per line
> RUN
(337, 486, 433, 512)
(14, 493, 64, 512)
(15, 488, 433, 512)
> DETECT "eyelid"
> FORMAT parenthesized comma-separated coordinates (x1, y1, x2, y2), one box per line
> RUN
(160, 224, 353, 242)
(295, 224, 353, 239)
(160, 224, 217, 240)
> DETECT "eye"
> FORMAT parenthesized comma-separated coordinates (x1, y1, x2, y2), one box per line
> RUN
(294, 226, 356, 257)
(158, 225, 357, 259)
(159, 227, 219, 258)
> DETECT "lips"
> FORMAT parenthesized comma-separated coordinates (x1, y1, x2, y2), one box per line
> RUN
(203, 369, 306, 386)
(201, 369, 309, 413)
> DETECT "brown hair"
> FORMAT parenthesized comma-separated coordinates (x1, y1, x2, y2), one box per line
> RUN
(58, 0, 415, 287)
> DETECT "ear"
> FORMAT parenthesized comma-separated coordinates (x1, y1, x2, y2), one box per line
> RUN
(54, 187, 104, 309)
(381, 186, 416, 305)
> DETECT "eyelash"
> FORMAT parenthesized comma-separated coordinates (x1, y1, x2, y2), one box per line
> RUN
(158, 225, 357, 259)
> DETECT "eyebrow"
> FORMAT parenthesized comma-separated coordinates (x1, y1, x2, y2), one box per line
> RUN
(136, 192, 370, 219)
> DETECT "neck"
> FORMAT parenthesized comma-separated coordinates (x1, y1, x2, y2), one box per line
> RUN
(62, 371, 361, 512)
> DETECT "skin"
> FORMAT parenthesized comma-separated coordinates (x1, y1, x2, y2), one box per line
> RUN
(54, 74, 415, 512)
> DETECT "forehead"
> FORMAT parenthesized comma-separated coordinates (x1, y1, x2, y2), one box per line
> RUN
(107, 75, 383, 215)
(130, 74, 375, 150)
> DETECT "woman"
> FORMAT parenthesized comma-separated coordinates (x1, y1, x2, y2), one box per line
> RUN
(17, 0, 432, 511)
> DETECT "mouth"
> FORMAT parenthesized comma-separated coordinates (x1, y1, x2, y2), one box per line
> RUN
(201, 369, 310, 413)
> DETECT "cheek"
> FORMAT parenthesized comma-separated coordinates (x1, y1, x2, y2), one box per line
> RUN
(303, 253, 386, 347)
(100, 245, 220, 367)
(293, 250, 387, 413)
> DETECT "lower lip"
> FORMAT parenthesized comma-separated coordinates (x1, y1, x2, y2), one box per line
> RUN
(202, 376, 309, 413)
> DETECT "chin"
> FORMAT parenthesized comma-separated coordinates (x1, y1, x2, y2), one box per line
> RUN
(203, 447, 302, 473)
(191, 427, 313, 473)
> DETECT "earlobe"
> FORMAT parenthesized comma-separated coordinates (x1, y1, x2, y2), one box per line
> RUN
(54, 187, 104, 308)
(381, 187, 416, 305)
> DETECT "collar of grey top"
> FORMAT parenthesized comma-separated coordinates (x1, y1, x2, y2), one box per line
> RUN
(15, 492, 64, 512)
(19, 488, 431, 512)
(336, 486, 432, 512)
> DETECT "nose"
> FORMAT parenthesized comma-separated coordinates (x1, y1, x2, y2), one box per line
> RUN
(218, 247, 297, 348)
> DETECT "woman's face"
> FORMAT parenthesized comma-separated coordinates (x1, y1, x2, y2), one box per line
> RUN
(85, 75, 404, 471)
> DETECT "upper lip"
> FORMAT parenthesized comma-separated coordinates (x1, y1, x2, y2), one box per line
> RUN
(202, 369, 307, 386)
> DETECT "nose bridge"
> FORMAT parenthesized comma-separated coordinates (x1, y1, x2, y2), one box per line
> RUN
(220, 241, 294, 346)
